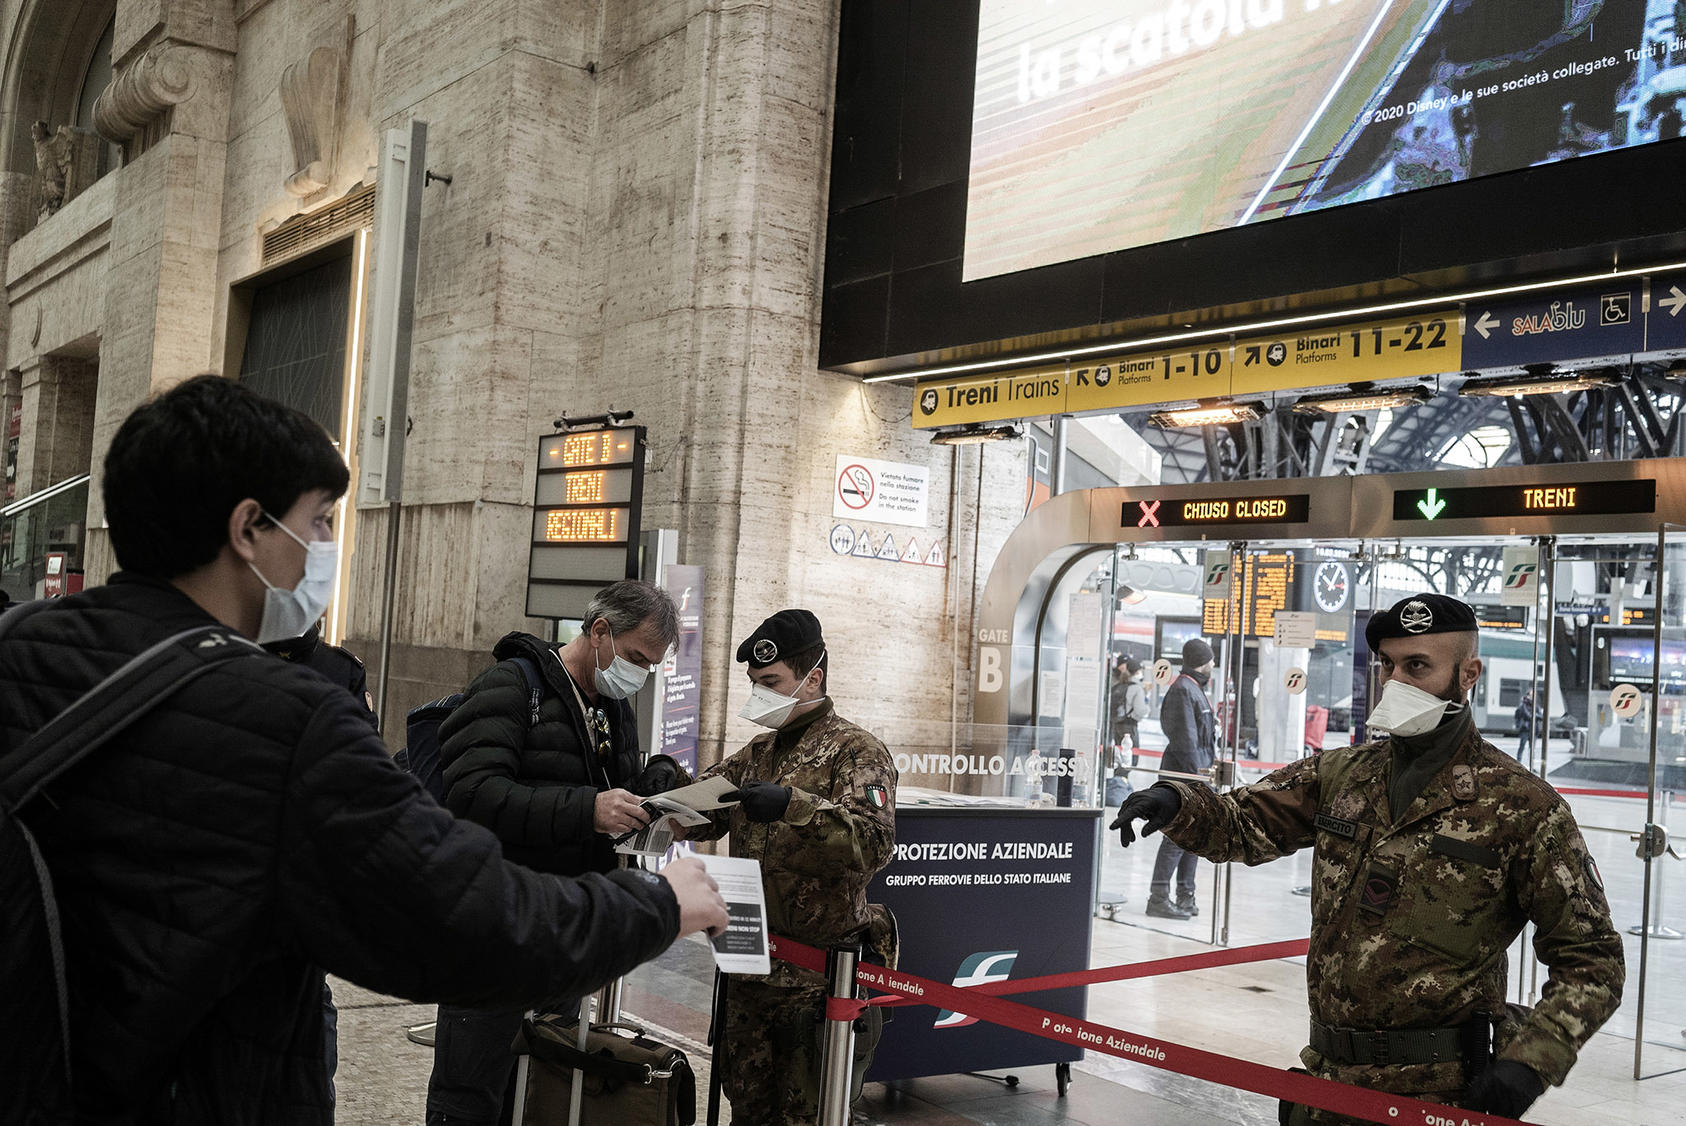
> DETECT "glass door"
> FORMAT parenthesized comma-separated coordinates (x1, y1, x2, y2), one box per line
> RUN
(1635, 526, 1686, 1078)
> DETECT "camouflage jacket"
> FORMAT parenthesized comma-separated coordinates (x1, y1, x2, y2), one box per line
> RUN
(1163, 724, 1622, 1094)
(692, 703, 898, 988)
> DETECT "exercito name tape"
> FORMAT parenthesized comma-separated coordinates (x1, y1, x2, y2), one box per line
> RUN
(772, 935, 1541, 1126)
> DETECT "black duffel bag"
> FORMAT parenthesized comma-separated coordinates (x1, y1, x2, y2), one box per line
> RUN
(513, 1014, 696, 1126)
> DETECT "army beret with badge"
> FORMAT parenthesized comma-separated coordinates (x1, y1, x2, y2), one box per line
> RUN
(736, 608, 824, 668)
(1364, 592, 1478, 650)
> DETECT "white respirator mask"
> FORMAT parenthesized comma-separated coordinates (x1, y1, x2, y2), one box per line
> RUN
(738, 652, 824, 729)
(248, 513, 338, 645)
(1366, 678, 1462, 738)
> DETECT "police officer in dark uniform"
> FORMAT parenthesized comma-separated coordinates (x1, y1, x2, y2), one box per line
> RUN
(263, 620, 379, 1106)
(265, 622, 376, 726)
(1111, 593, 1622, 1125)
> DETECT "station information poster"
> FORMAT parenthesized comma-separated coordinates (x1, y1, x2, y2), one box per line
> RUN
(660, 564, 704, 773)
(966, 0, 1662, 281)
(866, 808, 1099, 1082)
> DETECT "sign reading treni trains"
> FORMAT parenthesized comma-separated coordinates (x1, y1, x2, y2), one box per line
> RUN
(1126, 494, 1311, 528)
(1392, 479, 1658, 522)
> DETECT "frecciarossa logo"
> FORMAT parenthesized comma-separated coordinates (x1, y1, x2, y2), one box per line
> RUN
(933, 950, 1018, 1029)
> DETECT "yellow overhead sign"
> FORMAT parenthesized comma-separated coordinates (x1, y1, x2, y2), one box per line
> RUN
(1230, 311, 1461, 396)
(913, 367, 1066, 427)
(909, 308, 1464, 428)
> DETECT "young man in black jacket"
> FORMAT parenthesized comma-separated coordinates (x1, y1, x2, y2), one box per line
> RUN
(427, 579, 679, 1126)
(0, 376, 726, 1125)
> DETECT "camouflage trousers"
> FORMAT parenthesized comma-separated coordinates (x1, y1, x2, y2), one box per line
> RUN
(720, 980, 884, 1126)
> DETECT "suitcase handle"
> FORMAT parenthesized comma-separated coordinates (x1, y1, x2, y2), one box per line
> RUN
(522, 1019, 681, 1084)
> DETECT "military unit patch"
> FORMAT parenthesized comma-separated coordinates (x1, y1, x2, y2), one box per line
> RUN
(865, 784, 888, 809)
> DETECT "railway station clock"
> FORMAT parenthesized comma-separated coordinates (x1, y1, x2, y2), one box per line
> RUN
(1313, 561, 1350, 614)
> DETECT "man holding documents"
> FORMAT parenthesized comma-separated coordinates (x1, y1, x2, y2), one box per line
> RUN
(685, 608, 898, 1125)
(427, 580, 680, 1125)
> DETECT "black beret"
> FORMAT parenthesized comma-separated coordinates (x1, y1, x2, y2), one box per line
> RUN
(1365, 593, 1478, 650)
(1182, 638, 1214, 668)
(736, 608, 823, 668)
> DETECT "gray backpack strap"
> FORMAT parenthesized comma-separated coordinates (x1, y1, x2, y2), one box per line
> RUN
(2, 624, 263, 808)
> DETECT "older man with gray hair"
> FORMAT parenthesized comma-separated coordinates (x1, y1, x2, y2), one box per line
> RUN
(427, 578, 681, 1125)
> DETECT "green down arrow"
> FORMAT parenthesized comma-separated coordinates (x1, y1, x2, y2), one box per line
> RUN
(1416, 488, 1447, 520)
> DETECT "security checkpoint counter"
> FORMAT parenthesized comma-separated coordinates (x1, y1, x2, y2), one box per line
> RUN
(865, 788, 1101, 1088)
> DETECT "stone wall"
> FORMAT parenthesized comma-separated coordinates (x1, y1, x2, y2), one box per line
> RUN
(0, 0, 1025, 775)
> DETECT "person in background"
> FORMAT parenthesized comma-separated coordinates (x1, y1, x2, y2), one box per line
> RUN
(0, 375, 727, 1124)
(264, 621, 379, 1112)
(1147, 638, 1216, 920)
(1110, 593, 1622, 1125)
(1111, 657, 1148, 765)
(1514, 690, 1536, 761)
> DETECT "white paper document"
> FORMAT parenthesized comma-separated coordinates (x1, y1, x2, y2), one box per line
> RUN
(613, 795, 710, 858)
(656, 775, 743, 812)
(701, 854, 771, 975)
(613, 776, 743, 858)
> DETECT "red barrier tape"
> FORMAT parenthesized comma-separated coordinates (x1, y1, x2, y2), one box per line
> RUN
(771, 935, 1540, 1126)
(867, 937, 1310, 1008)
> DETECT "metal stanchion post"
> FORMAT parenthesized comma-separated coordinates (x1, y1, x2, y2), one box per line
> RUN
(816, 944, 861, 1126)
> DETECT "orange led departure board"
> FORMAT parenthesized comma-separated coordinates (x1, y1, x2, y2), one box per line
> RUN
(529, 425, 645, 619)
(543, 507, 624, 542)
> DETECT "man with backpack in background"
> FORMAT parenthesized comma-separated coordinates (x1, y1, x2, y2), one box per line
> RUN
(426, 579, 681, 1126)
(0, 375, 728, 1125)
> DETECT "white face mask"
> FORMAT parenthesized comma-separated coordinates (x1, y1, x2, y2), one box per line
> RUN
(248, 511, 338, 645)
(1367, 677, 1462, 738)
(738, 655, 823, 729)
(593, 626, 649, 700)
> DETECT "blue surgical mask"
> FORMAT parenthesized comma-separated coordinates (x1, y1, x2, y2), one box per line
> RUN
(248, 512, 337, 645)
(593, 626, 649, 699)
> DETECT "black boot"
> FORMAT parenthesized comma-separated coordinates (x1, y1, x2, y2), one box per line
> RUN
(1176, 893, 1199, 917)
(1146, 893, 1191, 919)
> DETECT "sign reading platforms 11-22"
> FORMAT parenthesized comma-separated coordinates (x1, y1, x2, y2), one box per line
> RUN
(526, 426, 645, 619)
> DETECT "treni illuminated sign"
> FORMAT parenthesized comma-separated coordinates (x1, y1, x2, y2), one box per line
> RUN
(1392, 479, 1657, 522)
(1125, 494, 1311, 529)
(527, 426, 645, 619)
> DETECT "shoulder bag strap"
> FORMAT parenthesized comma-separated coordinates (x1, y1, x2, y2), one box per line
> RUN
(2, 625, 264, 809)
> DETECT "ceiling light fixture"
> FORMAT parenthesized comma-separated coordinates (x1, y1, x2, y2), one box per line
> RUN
(1458, 369, 1622, 398)
(861, 259, 1686, 385)
(1291, 386, 1432, 414)
(927, 422, 1024, 445)
(1147, 402, 1261, 428)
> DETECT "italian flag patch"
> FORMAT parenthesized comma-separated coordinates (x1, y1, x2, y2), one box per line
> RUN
(865, 784, 888, 809)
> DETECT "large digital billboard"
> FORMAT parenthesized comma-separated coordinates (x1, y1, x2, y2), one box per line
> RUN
(964, 0, 1667, 282)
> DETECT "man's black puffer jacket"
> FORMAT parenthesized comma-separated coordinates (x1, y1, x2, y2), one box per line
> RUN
(439, 631, 639, 877)
(0, 576, 681, 1125)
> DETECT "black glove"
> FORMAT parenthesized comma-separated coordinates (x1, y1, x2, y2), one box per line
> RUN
(1109, 784, 1182, 847)
(630, 754, 689, 797)
(1465, 1060, 1545, 1119)
(724, 781, 791, 823)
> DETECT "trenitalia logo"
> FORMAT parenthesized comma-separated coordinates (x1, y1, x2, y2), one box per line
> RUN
(1204, 561, 1230, 587)
(933, 950, 1018, 1029)
(1503, 563, 1537, 590)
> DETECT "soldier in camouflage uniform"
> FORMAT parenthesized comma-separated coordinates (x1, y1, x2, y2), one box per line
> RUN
(1112, 593, 1622, 1125)
(684, 609, 897, 1126)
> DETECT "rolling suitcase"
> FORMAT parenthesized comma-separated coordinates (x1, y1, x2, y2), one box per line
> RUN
(512, 1013, 696, 1126)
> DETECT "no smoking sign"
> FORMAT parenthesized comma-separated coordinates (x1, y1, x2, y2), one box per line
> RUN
(837, 463, 874, 510)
